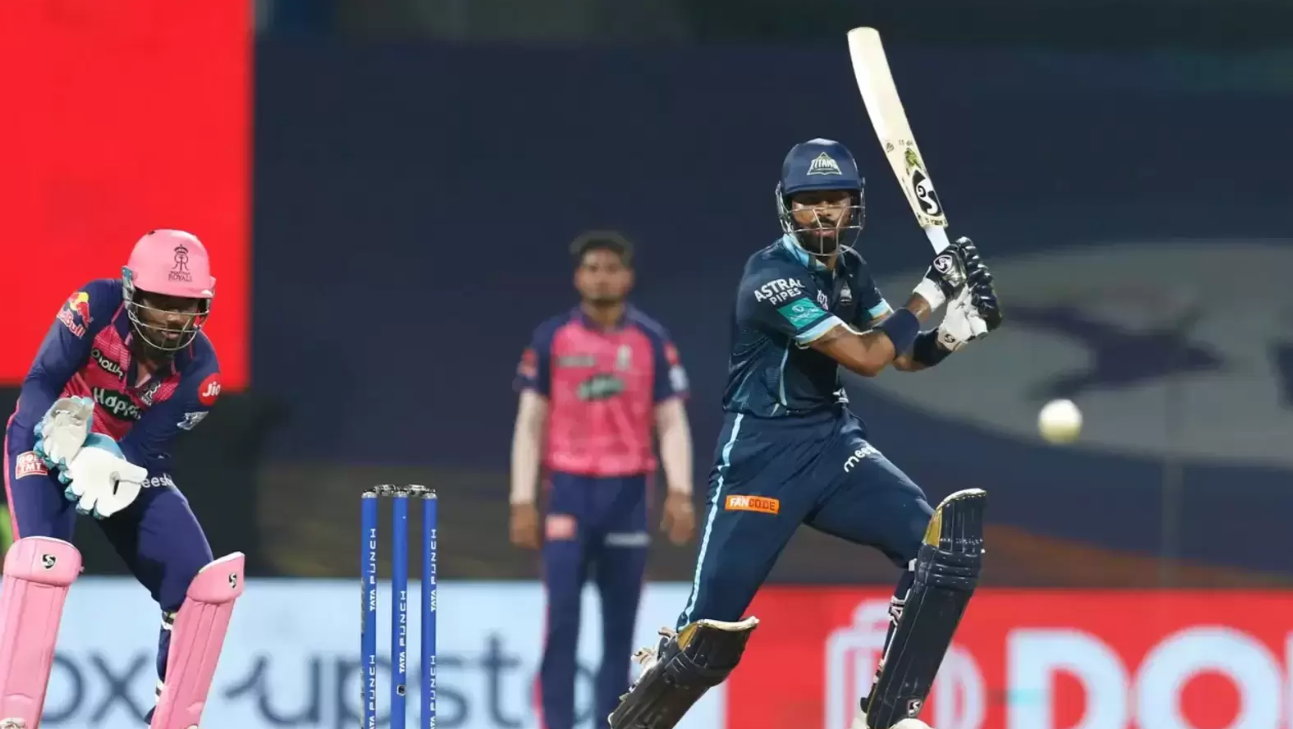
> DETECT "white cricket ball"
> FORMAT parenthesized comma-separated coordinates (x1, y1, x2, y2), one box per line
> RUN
(1038, 398, 1082, 444)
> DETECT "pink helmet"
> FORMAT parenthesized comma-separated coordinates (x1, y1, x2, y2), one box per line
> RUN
(121, 230, 216, 352)
(123, 229, 216, 298)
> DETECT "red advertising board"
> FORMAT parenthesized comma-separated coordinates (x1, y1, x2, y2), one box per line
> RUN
(0, 1, 251, 388)
(728, 588, 1293, 729)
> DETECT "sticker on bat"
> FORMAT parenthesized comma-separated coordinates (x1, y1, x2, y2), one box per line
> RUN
(904, 148, 944, 220)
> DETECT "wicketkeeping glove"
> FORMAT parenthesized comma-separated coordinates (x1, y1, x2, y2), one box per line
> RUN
(35, 396, 95, 469)
(60, 434, 148, 519)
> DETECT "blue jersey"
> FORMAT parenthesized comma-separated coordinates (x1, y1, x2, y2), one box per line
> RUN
(722, 236, 891, 417)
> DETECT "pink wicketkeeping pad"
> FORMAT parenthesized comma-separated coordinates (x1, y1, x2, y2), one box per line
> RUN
(149, 552, 245, 729)
(0, 537, 82, 729)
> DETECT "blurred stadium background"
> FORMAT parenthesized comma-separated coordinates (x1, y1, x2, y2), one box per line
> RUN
(3, 0, 1293, 726)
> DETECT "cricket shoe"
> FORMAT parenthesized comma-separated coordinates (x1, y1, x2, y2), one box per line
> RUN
(849, 709, 932, 729)
(626, 626, 677, 690)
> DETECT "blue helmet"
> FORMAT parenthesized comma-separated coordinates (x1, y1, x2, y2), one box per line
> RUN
(776, 138, 866, 257)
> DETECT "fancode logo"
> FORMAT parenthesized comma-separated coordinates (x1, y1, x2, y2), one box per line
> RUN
(93, 387, 142, 421)
(725, 495, 780, 515)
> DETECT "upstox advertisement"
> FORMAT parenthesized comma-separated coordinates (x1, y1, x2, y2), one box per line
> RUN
(38, 581, 1293, 728)
(42, 580, 724, 728)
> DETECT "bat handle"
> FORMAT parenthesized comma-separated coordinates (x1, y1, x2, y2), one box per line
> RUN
(924, 226, 951, 253)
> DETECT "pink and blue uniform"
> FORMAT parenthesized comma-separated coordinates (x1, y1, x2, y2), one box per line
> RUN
(515, 306, 688, 729)
(4, 278, 221, 694)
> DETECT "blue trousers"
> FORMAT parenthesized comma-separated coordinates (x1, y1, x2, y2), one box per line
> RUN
(540, 472, 649, 729)
(5, 423, 213, 695)
(680, 408, 933, 628)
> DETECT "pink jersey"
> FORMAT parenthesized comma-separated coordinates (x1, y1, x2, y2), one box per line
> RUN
(8, 279, 221, 476)
(62, 309, 185, 441)
(515, 307, 688, 477)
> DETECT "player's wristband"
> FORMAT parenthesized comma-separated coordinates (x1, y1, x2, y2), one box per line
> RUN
(911, 330, 952, 367)
(877, 308, 920, 354)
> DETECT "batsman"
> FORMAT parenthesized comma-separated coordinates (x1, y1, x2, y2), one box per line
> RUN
(608, 139, 1002, 729)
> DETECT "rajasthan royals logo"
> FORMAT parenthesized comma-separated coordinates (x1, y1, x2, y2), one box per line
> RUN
(169, 243, 192, 282)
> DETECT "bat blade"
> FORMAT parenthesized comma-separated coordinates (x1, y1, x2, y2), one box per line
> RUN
(847, 27, 951, 252)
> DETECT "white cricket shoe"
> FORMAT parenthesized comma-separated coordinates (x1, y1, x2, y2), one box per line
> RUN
(628, 626, 676, 688)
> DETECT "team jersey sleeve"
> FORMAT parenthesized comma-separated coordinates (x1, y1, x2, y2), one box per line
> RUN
(652, 336, 689, 403)
(513, 324, 554, 397)
(736, 266, 845, 346)
(12, 281, 120, 440)
(118, 352, 221, 475)
(855, 274, 893, 327)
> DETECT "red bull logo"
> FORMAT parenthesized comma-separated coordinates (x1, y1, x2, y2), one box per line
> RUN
(69, 291, 91, 323)
(57, 291, 92, 337)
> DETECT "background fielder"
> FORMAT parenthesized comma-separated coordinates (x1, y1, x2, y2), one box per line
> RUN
(511, 231, 697, 729)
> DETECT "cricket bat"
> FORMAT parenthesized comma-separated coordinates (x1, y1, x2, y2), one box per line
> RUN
(847, 27, 951, 253)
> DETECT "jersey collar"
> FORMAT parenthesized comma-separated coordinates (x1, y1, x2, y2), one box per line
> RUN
(778, 234, 829, 272)
(574, 304, 635, 332)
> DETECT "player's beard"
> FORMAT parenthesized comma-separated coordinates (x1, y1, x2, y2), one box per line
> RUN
(584, 293, 623, 308)
(796, 226, 841, 256)
(129, 326, 179, 367)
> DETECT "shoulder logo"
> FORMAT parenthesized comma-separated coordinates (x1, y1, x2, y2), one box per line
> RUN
(197, 372, 222, 407)
(517, 348, 538, 379)
(57, 291, 92, 337)
(777, 300, 828, 329)
(15, 451, 48, 479)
